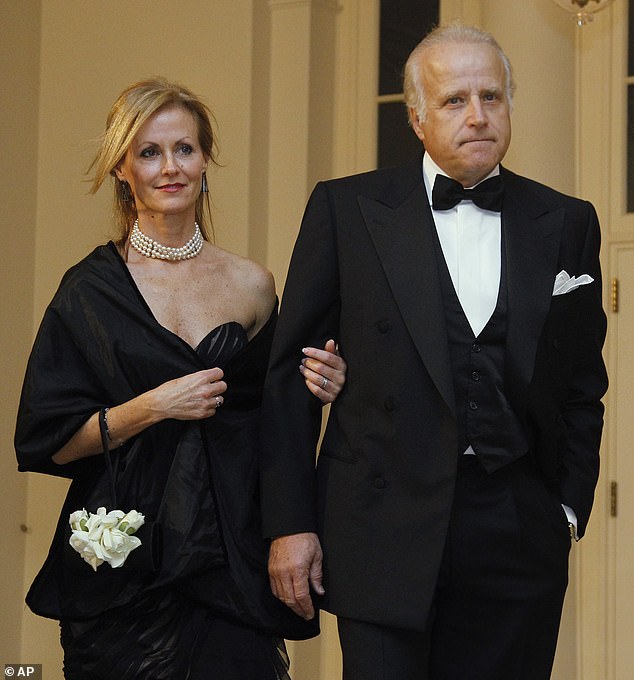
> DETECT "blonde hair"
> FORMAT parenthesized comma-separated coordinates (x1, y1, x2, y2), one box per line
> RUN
(403, 23, 515, 123)
(88, 77, 219, 243)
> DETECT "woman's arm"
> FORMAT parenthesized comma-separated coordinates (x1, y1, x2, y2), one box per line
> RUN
(52, 367, 227, 465)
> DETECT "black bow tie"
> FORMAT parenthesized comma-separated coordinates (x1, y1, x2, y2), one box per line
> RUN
(432, 174, 504, 212)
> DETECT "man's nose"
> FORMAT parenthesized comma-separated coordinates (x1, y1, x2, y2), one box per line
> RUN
(466, 96, 486, 126)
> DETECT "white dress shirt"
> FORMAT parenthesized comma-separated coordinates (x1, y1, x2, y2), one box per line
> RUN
(422, 152, 501, 337)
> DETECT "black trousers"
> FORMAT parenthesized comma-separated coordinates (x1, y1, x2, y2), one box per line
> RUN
(338, 455, 571, 680)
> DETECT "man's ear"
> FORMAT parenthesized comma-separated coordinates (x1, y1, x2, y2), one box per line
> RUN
(408, 108, 424, 142)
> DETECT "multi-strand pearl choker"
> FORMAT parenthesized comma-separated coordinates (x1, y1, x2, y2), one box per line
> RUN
(129, 219, 203, 261)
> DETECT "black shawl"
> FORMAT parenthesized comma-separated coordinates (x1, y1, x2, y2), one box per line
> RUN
(15, 242, 317, 640)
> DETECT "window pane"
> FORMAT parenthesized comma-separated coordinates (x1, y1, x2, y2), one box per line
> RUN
(378, 101, 422, 168)
(627, 85, 634, 212)
(379, 0, 440, 95)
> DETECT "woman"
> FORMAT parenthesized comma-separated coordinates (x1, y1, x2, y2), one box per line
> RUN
(15, 78, 345, 680)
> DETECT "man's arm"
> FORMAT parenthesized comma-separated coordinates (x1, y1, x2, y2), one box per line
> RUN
(556, 203, 608, 537)
(260, 182, 341, 615)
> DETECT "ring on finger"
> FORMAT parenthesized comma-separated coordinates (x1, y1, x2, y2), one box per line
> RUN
(321, 376, 328, 389)
(215, 396, 222, 408)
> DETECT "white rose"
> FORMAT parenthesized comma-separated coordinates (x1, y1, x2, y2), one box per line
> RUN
(99, 527, 142, 568)
(69, 530, 104, 571)
(68, 507, 145, 570)
(69, 508, 89, 532)
(118, 510, 145, 535)
(96, 507, 125, 527)
(84, 508, 120, 541)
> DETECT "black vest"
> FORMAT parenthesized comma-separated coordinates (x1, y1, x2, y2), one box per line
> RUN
(432, 230, 529, 473)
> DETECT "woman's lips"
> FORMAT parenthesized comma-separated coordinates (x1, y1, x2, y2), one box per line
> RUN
(157, 183, 185, 192)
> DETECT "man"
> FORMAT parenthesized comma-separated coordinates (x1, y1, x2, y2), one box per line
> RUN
(260, 23, 607, 680)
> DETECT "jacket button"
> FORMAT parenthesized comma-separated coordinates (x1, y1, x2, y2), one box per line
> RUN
(472, 343, 482, 353)
(469, 400, 478, 410)
(377, 319, 391, 334)
(373, 476, 386, 489)
(471, 370, 480, 381)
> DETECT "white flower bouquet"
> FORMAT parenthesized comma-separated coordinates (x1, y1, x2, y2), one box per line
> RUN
(68, 507, 145, 571)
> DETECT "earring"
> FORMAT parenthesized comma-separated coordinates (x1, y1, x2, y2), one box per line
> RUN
(120, 181, 133, 202)
(201, 171, 208, 194)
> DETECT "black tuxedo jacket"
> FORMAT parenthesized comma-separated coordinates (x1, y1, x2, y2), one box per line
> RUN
(260, 158, 607, 630)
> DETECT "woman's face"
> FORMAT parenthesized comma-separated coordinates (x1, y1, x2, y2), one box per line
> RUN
(116, 104, 207, 222)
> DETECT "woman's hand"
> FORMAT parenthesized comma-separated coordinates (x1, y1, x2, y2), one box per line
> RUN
(300, 339, 346, 404)
(150, 367, 227, 420)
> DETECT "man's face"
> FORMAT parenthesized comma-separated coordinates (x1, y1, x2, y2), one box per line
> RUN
(410, 42, 511, 187)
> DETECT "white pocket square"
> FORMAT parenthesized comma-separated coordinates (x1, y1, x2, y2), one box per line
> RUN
(552, 270, 594, 296)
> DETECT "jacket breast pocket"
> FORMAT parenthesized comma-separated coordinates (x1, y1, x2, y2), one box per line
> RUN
(318, 446, 358, 464)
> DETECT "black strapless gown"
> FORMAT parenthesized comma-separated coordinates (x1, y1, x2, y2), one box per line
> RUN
(60, 322, 291, 680)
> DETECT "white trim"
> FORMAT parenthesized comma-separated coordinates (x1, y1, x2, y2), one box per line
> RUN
(332, 0, 379, 175)
(377, 93, 405, 104)
(576, 3, 626, 679)
(610, 0, 634, 233)
(268, 0, 340, 10)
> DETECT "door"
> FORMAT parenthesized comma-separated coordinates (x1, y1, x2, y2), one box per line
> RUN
(613, 246, 634, 679)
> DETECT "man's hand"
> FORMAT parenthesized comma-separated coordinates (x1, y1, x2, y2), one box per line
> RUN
(268, 532, 324, 620)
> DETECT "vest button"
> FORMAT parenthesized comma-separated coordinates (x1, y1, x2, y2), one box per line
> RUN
(373, 476, 387, 489)
(377, 319, 391, 333)
(472, 343, 481, 353)
(469, 400, 478, 410)
(471, 371, 480, 381)
(384, 396, 395, 412)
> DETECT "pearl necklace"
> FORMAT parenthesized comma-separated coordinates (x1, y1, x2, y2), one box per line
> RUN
(129, 219, 203, 261)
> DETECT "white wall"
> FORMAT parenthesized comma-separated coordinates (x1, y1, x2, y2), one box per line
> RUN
(0, 0, 40, 662)
(482, 0, 577, 194)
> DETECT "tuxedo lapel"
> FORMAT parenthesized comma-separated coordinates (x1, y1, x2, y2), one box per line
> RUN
(355, 166, 565, 420)
(359, 174, 455, 416)
(502, 170, 564, 414)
